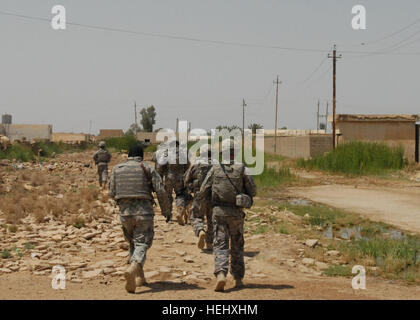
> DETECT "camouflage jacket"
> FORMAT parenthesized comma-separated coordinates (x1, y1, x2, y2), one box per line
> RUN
(93, 149, 111, 165)
(109, 157, 171, 218)
(194, 161, 257, 217)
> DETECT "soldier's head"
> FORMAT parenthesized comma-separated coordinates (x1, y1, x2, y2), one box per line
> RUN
(199, 144, 212, 159)
(128, 144, 144, 159)
(99, 141, 106, 149)
(220, 139, 240, 162)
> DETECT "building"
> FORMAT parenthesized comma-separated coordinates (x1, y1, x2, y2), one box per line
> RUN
(329, 114, 420, 162)
(262, 130, 332, 159)
(97, 129, 124, 141)
(1, 114, 52, 142)
(136, 132, 158, 144)
(51, 133, 90, 144)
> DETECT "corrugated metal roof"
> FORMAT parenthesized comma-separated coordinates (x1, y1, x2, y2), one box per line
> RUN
(329, 114, 419, 122)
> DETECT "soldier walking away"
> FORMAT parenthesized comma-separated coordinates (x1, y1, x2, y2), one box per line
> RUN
(185, 144, 214, 251)
(155, 140, 190, 226)
(109, 144, 171, 293)
(193, 139, 257, 292)
(93, 141, 112, 189)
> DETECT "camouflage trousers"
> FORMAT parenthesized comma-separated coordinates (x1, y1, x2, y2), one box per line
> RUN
(118, 199, 155, 265)
(191, 200, 213, 246)
(97, 163, 108, 186)
(165, 178, 188, 209)
(212, 214, 245, 280)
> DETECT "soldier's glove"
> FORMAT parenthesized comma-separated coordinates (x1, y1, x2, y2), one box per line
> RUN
(165, 212, 172, 223)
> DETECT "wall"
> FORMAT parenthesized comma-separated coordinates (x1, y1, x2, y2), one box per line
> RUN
(0, 124, 52, 142)
(337, 121, 416, 162)
(136, 132, 158, 144)
(263, 135, 332, 159)
(51, 133, 88, 144)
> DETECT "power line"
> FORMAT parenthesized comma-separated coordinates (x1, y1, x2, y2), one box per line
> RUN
(297, 57, 328, 85)
(1, 10, 420, 56)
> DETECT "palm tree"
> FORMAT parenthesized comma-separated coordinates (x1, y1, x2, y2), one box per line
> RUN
(248, 123, 264, 134)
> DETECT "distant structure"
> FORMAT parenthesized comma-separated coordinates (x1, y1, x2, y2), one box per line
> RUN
(329, 114, 420, 162)
(2, 114, 12, 125)
(0, 114, 52, 142)
(51, 133, 91, 144)
(97, 129, 124, 141)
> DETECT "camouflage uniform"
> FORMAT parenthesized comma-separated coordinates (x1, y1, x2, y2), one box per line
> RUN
(185, 157, 214, 247)
(93, 146, 112, 187)
(109, 156, 171, 266)
(155, 146, 190, 225)
(194, 162, 256, 281)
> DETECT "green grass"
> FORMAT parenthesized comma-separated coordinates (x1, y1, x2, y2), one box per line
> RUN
(297, 141, 406, 175)
(0, 144, 35, 162)
(254, 166, 295, 188)
(24, 242, 36, 250)
(322, 265, 353, 277)
(104, 135, 140, 152)
(1, 249, 11, 259)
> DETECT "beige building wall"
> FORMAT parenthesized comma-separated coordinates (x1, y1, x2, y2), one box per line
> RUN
(336, 121, 416, 162)
(264, 135, 332, 159)
(51, 133, 88, 144)
(1, 124, 52, 142)
(136, 132, 158, 144)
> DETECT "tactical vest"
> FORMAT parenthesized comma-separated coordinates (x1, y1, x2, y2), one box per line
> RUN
(211, 163, 244, 206)
(195, 162, 212, 191)
(96, 149, 111, 163)
(113, 160, 152, 200)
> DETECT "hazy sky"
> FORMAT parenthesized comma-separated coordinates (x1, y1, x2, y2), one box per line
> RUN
(1, 0, 419, 134)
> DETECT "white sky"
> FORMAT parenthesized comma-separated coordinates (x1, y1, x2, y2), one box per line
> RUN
(0, 0, 419, 134)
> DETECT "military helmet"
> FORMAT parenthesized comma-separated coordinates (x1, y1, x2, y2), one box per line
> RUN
(220, 139, 239, 154)
(99, 141, 106, 148)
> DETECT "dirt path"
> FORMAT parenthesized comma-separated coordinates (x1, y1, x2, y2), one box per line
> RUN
(1, 152, 420, 300)
(289, 185, 420, 234)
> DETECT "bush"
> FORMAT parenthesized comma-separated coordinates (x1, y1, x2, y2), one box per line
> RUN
(104, 136, 139, 152)
(297, 141, 406, 175)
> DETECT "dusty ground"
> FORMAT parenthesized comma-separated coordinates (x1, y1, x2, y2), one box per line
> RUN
(290, 168, 420, 234)
(0, 151, 419, 300)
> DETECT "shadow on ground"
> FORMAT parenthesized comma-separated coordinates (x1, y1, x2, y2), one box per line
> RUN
(224, 283, 294, 293)
(135, 281, 206, 295)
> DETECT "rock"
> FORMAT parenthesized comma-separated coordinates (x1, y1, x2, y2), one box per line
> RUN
(0, 268, 12, 273)
(174, 239, 184, 243)
(326, 250, 340, 256)
(71, 278, 82, 283)
(83, 232, 98, 240)
(144, 271, 160, 279)
(103, 267, 115, 275)
(52, 235, 62, 242)
(315, 261, 329, 270)
(82, 269, 103, 279)
(302, 258, 315, 266)
(183, 256, 194, 263)
(304, 214, 310, 219)
(176, 250, 186, 257)
(92, 260, 115, 269)
(305, 239, 318, 248)
(115, 252, 129, 258)
(24, 184, 34, 191)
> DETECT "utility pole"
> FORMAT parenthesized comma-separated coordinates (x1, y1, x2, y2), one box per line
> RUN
(325, 101, 329, 132)
(273, 76, 282, 154)
(242, 98, 247, 143)
(328, 45, 342, 149)
(134, 101, 138, 126)
(317, 100, 320, 130)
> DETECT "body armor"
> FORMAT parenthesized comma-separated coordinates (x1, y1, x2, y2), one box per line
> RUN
(95, 149, 111, 163)
(211, 164, 244, 207)
(113, 160, 152, 200)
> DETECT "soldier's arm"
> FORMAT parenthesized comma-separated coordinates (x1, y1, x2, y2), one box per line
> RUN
(108, 167, 116, 198)
(184, 164, 195, 187)
(192, 167, 213, 218)
(93, 151, 98, 163)
(243, 166, 257, 198)
(149, 166, 171, 220)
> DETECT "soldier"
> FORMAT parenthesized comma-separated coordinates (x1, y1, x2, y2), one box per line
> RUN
(193, 139, 257, 292)
(155, 140, 190, 226)
(109, 144, 171, 293)
(93, 141, 112, 189)
(185, 144, 214, 251)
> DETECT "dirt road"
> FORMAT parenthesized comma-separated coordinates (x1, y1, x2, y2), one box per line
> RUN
(1, 152, 419, 300)
(290, 185, 420, 234)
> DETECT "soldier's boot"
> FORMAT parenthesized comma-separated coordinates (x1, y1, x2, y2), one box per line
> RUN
(176, 206, 185, 226)
(197, 230, 206, 249)
(135, 263, 147, 287)
(215, 272, 226, 292)
(124, 261, 140, 293)
(234, 278, 244, 288)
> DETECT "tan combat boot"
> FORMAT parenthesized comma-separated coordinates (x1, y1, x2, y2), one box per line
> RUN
(235, 278, 244, 288)
(176, 206, 185, 226)
(197, 230, 206, 249)
(124, 261, 140, 293)
(135, 263, 146, 287)
(215, 272, 226, 292)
